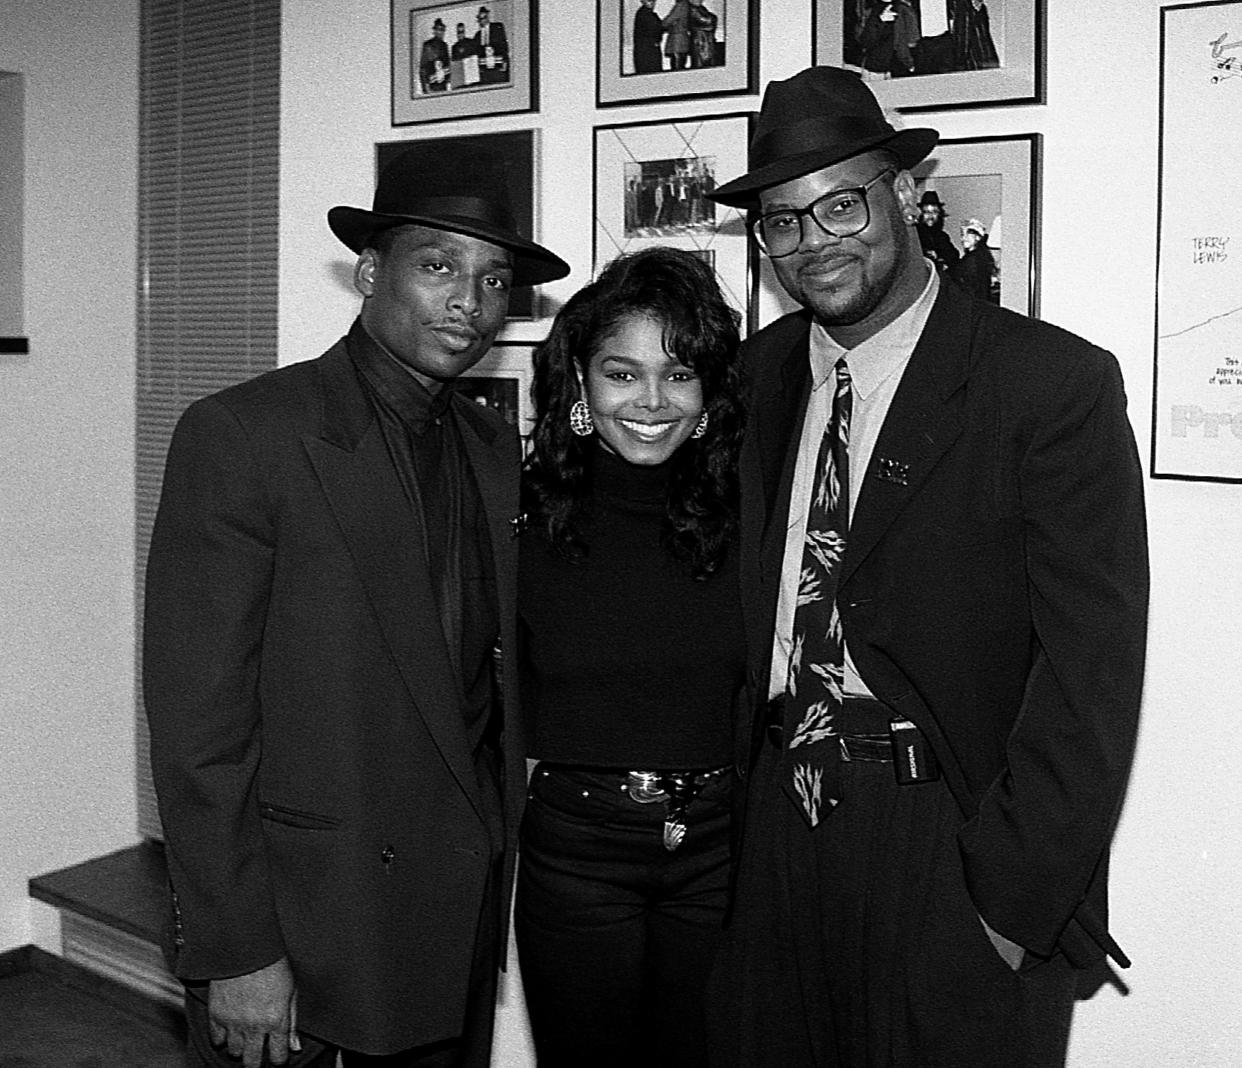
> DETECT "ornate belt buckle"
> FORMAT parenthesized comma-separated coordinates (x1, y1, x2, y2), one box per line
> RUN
(625, 771, 669, 804)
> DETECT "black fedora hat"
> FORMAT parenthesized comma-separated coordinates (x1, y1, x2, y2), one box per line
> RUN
(918, 189, 947, 209)
(328, 145, 570, 288)
(709, 67, 938, 209)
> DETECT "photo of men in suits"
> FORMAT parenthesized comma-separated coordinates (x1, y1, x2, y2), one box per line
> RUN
(418, 17, 450, 93)
(705, 66, 1148, 1067)
(632, 0, 664, 73)
(451, 20, 481, 89)
(143, 145, 569, 1067)
(474, 5, 509, 84)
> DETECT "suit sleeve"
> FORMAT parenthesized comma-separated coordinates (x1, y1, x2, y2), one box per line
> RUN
(143, 395, 285, 980)
(957, 348, 1149, 961)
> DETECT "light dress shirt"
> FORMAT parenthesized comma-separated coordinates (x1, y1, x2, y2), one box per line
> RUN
(768, 263, 939, 701)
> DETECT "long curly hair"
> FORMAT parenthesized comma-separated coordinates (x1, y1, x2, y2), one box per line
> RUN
(523, 246, 745, 578)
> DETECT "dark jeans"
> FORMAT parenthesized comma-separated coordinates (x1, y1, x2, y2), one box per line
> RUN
(515, 763, 732, 1068)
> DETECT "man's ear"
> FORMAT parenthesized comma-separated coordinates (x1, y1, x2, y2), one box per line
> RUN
(893, 170, 919, 220)
(354, 249, 378, 298)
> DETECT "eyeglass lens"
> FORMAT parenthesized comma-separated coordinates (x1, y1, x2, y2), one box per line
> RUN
(754, 170, 892, 257)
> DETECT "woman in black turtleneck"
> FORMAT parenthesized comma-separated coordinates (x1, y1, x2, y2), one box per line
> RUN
(515, 247, 746, 1067)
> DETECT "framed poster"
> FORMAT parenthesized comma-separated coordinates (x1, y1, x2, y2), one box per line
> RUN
(459, 341, 536, 443)
(597, 0, 757, 107)
(1152, 0, 1242, 482)
(593, 114, 756, 333)
(391, 0, 537, 125)
(813, 0, 1044, 111)
(911, 133, 1040, 316)
(377, 131, 541, 320)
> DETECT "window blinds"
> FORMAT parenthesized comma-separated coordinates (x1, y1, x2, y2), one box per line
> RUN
(135, 0, 280, 838)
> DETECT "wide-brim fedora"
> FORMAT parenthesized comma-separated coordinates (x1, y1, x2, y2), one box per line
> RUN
(328, 145, 570, 288)
(709, 67, 938, 209)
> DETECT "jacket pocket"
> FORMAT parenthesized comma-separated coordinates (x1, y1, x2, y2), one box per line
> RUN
(258, 801, 340, 830)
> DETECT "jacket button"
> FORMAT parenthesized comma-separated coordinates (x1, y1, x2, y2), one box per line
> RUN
(381, 845, 395, 866)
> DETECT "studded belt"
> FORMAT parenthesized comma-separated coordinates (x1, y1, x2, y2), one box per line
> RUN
(621, 765, 731, 851)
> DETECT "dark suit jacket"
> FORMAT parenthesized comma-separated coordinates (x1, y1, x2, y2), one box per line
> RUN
(738, 280, 1148, 968)
(474, 21, 508, 77)
(143, 337, 524, 1053)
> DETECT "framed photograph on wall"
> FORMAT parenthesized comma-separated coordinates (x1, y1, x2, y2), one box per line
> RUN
(813, 0, 1044, 111)
(911, 133, 1040, 316)
(391, 0, 537, 125)
(377, 130, 541, 320)
(594, 114, 756, 332)
(1151, 0, 1242, 482)
(597, 0, 757, 108)
(459, 341, 536, 440)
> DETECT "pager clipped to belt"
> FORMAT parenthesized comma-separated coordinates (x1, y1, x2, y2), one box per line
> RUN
(889, 719, 939, 785)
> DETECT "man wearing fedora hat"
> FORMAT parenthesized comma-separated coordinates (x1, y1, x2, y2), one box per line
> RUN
(704, 67, 1147, 1065)
(145, 146, 568, 1067)
(915, 188, 959, 273)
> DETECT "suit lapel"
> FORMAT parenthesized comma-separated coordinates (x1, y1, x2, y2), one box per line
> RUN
(303, 345, 484, 822)
(453, 395, 518, 654)
(841, 283, 974, 588)
(749, 313, 814, 558)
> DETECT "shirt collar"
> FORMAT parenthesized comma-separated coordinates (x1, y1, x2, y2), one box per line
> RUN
(807, 261, 939, 399)
(347, 318, 456, 431)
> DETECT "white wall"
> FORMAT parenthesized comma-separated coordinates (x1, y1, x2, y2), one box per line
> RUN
(0, 0, 139, 951)
(1, 0, 1237, 1064)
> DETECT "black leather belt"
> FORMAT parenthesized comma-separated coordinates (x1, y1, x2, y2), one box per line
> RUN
(763, 695, 940, 783)
(622, 765, 731, 803)
(764, 695, 894, 761)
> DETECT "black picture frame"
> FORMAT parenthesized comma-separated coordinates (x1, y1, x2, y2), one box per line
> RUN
(597, 0, 757, 108)
(391, 0, 537, 126)
(813, 0, 1045, 111)
(1150, 0, 1242, 483)
(458, 340, 537, 442)
(911, 133, 1041, 316)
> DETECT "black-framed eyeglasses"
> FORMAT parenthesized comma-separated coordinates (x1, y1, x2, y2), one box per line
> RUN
(751, 169, 896, 258)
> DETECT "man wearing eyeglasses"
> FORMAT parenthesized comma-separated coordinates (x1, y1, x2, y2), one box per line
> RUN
(703, 66, 1148, 1067)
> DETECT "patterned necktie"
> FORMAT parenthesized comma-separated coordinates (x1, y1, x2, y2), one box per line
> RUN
(782, 357, 851, 828)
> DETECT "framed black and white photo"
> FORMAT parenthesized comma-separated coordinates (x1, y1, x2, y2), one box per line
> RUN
(814, 0, 1044, 111)
(458, 341, 536, 440)
(597, 0, 757, 108)
(377, 130, 542, 320)
(391, 0, 536, 125)
(911, 134, 1040, 316)
(594, 114, 756, 332)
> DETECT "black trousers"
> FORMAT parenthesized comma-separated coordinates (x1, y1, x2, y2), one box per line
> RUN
(515, 763, 732, 1068)
(706, 743, 1078, 1068)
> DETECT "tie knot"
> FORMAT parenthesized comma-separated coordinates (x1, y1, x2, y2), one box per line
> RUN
(835, 357, 851, 389)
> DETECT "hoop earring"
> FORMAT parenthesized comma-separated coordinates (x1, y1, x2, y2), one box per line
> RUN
(691, 411, 708, 439)
(569, 399, 595, 437)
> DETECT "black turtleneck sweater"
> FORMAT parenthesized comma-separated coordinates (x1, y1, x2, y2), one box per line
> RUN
(518, 446, 745, 769)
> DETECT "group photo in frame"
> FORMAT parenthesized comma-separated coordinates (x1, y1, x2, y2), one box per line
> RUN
(813, 0, 1044, 111)
(376, 130, 541, 319)
(597, 0, 757, 107)
(593, 114, 756, 332)
(458, 341, 537, 442)
(910, 133, 1040, 316)
(391, 0, 536, 125)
